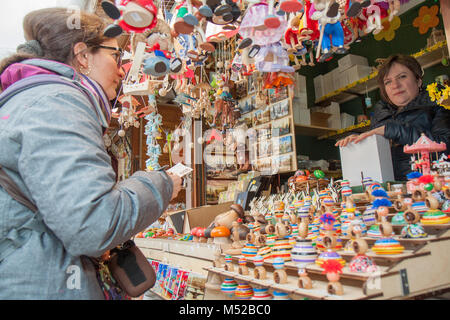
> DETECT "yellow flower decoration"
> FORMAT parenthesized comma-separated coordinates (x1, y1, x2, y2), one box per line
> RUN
(374, 16, 401, 42)
(427, 82, 450, 110)
(413, 5, 440, 35)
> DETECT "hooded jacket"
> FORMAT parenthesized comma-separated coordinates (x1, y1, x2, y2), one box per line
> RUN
(0, 59, 173, 299)
(370, 89, 450, 181)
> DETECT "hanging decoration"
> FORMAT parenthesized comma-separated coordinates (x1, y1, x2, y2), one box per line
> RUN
(413, 5, 440, 35)
(373, 15, 401, 42)
(426, 83, 450, 110)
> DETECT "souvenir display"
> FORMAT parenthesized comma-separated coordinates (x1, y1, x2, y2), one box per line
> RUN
(87, 0, 450, 302)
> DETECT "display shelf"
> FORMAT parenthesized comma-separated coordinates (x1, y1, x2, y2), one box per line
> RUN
(204, 265, 382, 300)
(315, 41, 448, 107)
(294, 124, 337, 136)
(317, 120, 372, 140)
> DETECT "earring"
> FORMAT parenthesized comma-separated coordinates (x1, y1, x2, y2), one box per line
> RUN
(81, 65, 92, 76)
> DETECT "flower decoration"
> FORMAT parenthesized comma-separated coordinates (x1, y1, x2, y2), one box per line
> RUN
(374, 15, 401, 42)
(413, 5, 440, 35)
(427, 82, 450, 110)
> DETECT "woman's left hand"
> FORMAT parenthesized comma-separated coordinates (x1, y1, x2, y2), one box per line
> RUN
(353, 125, 385, 144)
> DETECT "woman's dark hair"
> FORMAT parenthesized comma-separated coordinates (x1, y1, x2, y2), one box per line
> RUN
(377, 54, 424, 104)
(0, 7, 109, 83)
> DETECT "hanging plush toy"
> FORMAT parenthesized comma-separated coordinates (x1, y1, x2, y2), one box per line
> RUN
(101, 0, 158, 36)
(130, 19, 179, 77)
(301, 0, 320, 42)
(310, 0, 347, 62)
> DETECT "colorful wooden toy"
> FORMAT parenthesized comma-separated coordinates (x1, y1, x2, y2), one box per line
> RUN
(251, 287, 272, 300)
(221, 278, 238, 297)
(238, 256, 249, 275)
(253, 255, 267, 280)
(322, 259, 344, 296)
(224, 254, 234, 272)
(235, 282, 253, 299)
(272, 257, 288, 284)
(401, 210, 427, 238)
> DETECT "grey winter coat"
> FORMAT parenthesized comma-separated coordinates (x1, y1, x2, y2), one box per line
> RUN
(0, 59, 173, 299)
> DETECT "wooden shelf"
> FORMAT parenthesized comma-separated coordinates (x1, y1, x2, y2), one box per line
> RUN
(294, 124, 337, 136)
(318, 121, 372, 140)
(314, 41, 448, 107)
(204, 266, 382, 300)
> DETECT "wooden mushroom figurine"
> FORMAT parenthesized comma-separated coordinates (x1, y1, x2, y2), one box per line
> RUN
(211, 225, 232, 244)
(214, 203, 245, 230)
(224, 220, 249, 255)
(322, 259, 344, 296)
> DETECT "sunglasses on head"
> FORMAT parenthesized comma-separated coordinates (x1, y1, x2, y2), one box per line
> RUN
(95, 45, 123, 67)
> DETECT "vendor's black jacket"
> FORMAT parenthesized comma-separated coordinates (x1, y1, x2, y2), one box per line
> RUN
(370, 89, 450, 181)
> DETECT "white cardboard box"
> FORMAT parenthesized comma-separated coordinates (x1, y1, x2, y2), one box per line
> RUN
(325, 102, 341, 129)
(323, 72, 334, 95)
(340, 112, 355, 128)
(346, 65, 373, 84)
(293, 94, 308, 109)
(294, 73, 307, 98)
(338, 54, 368, 72)
(312, 102, 341, 129)
(294, 107, 311, 126)
(314, 75, 324, 100)
(335, 68, 349, 89)
(331, 68, 341, 92)
(339, 135, 395, 187)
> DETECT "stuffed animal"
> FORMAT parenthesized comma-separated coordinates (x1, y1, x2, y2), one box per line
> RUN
(101, 0, 158, 36)
(311, 0, 347, 62)
(131, 19, 177, 77)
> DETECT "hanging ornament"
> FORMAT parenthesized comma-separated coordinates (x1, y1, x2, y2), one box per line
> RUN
(413, 5, 440, 35)
(373, 15, 401, 42)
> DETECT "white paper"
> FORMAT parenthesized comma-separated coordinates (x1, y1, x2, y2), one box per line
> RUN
(167, 162, 193, 177)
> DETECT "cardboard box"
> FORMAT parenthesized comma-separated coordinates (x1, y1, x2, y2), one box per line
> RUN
(346, 65, 373, 84)
(338, 54, 368, 72)
(339, 135, 394, 187)
(340, 112, 355, 128)
(334, 68, 349, 89)
(323, 72, 334, 95)
(293, 93, 308, 109)
(313, 75, 324, 100)
(311, 102, 341, 129)
(310, 111, 331, 127)
(182, 202, 233, 233)
(294, 106, 311, 126)
(293, 73, 307, 98)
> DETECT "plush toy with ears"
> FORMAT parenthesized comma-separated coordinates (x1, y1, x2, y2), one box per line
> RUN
(101, 0, 158, 36)
(131, 19, 178, 77)
(310, 0, 347, 62)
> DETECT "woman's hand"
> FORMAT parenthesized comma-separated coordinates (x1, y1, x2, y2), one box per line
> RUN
(335, 126, 385, 147)
(335, 134, 359, 147)
(353, 125, 385, 144)
(167, 173, 182, 200)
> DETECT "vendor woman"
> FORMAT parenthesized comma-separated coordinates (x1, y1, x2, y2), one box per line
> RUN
(336, 54, 450, 181)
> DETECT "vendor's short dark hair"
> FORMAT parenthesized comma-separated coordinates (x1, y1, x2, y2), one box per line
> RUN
(377, 54, 424, 104)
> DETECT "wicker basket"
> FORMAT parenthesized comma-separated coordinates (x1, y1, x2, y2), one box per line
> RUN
(294, 179, 329, 192)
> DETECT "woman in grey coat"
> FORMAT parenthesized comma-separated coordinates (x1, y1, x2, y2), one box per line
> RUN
(0, 8, 182, 299)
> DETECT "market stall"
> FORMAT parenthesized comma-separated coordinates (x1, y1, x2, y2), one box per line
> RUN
(90, 0, 450, 300)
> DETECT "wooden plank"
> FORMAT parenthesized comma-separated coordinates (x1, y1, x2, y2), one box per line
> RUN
(440, 0, 450, 53)
(204, 265, 381, 300)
